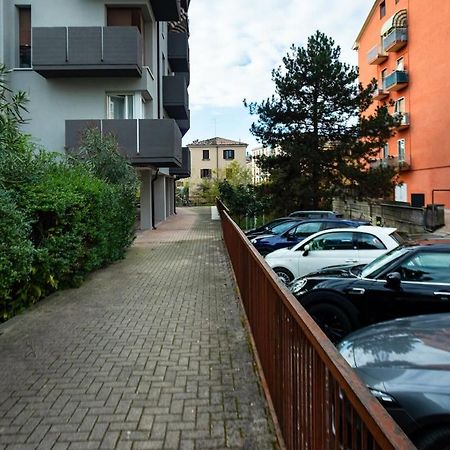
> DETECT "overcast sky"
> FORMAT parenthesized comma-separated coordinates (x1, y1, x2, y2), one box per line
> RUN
(183, 0, 375, 149)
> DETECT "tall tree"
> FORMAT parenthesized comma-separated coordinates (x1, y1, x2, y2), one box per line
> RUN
(245, 31, 399, 213)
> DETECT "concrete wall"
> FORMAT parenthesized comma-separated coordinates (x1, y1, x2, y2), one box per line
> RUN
(333, 197, 429, 234)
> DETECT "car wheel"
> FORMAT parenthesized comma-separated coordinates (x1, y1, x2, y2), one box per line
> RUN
(273, 267, 294, 284)
(307, 303, 353, 344)
(415, 427, 450, 450)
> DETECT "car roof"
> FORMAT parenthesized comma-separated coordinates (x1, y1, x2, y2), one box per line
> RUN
(356, 225, 397, 234)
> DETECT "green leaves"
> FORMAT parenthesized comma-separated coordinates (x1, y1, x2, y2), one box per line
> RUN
(245, 31, 399, 214)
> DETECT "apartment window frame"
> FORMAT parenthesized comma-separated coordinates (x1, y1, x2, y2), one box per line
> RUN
(17, 6, 32, 69)
(223, 149, 235, 160)
(380, 1, 386, 18)
(200, 169, 212, 179)
(397, 57, 405, 71)
(394, 97, 406, 114)
(397, 138, 406, 162)
(107, 93, 135, 119)
(202, 149, 210, 160)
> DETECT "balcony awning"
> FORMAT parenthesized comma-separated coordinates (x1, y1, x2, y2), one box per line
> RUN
(381, 9, 407, 35)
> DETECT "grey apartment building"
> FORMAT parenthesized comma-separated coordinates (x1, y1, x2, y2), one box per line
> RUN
(0, 0, 191, 229)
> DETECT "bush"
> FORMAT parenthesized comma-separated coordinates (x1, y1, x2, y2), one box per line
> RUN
(0, 189, 34, 320)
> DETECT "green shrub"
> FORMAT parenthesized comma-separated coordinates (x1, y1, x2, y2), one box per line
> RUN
(0, 189, 34, 320)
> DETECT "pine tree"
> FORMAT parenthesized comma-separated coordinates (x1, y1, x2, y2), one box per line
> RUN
(245, 31, 399, 213)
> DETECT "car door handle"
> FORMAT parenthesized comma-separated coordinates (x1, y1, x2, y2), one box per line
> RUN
(345, 259, 358, 263)
(348, 288, 365, 295)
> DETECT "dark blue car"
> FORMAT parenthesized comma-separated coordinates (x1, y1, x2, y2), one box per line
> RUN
(249, 218, 370, 255)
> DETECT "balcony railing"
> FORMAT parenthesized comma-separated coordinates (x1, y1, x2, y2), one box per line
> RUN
(65, 119, 182, 168)
(394, 112, 410, 130)
(370, 155, 411, 171)
(163, 74, 189, 120)
(168, 31, 189, 73)
(367, 45, 388, 65)
(373, 87, 389, 101)
(32, 26, 142, 78)
(170, 147, 191, 178)
(383, 27, 408, 52)
(216, 199, 415, 450)
(383, 70, 408, 91)
(150, 0, 181, 21)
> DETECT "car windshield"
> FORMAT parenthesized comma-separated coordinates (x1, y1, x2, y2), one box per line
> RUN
(360, 246, 412, 279)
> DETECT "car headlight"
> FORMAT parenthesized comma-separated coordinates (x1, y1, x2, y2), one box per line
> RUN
(289, 278, 308, 294)
(369, 388, 399, 406)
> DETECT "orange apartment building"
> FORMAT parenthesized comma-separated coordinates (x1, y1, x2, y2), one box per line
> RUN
(355, 0, 450, 208)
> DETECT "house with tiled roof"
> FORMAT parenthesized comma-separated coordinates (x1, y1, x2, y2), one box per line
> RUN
(187, 137, 248, 193)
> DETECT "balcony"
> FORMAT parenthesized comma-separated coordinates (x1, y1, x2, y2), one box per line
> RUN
(150, 0, 180, 21)
(394, 112, 410, 130)
(370, 155, 410, 171)
(383, 70, 408, 91)
(32, 27, 142, 78)
(170, 147, 191, 178)
(383, 27, 408, 52)
(163, 74, 189, 120)
(367, 45, 388, 65)
(373, 87, 389, 101)
(168, 31, 189, 72)
(176, 109, 190, 136)
(65, 119, 182, 168)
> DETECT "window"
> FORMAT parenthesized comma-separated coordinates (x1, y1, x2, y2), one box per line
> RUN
(308, 232, 355, 251)
(397, 251, 450, 283)
(291, 222, 322, 238)
(223, 149, 235, 160)
(397, 57, 405, 71)
(383, 143, 389, 159)
(202, 150, 210, 160)
(107, 94, 134, 119)
(397, 139, 406, 161)
(394, 98, 405, 114)
(18, 6, 31, 68)
(381, 68, 387, 81)
(200, 169, 212, 179)
(107, 8, 143, 33)
(380, 1, 386, 18)
(357, 233, 386, 250)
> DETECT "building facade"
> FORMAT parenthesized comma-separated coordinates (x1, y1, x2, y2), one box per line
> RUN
(0, 0, 192, 229)
(187, 137, 247, 192)
(355, 0, 450, 208)
(248, 145, 280, 184)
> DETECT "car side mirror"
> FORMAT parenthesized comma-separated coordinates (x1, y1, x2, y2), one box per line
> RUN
(385, 272, 401, 289)
(302, 244, 310, 256)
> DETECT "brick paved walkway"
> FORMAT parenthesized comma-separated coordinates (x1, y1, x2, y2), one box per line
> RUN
(0, 207, 276, 450)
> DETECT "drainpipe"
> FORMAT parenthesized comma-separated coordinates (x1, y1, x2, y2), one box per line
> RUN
(174, 178, 177, 215)
(151, 168, 159, 229)
(157, 21, 161, 119)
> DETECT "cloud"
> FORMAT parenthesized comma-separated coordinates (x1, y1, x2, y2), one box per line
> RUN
(188, 0, 374, 109)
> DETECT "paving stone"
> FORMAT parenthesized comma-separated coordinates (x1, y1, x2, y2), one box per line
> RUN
(0, 208, 276, 449)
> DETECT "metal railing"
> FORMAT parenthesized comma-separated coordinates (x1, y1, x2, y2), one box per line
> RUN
(216, 199, 415, 450)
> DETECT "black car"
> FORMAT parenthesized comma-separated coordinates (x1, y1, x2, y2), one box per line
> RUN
(250, 218, 370, 255)
(288, 243, 450, 343)
(244, 217, 301, 239)
(338, 314, 450, 450)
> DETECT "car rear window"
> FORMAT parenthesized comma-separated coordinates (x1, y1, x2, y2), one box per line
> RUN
(389, 231, 406, 245)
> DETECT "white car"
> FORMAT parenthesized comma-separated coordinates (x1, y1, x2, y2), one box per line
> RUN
(265, 226, 403, 283)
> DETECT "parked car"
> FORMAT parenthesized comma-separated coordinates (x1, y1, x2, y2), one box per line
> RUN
(338, 313, 450, 450)
(288, 210, 343, 219)
(288, 243, 450, 343)
(250, 218, 372, 256)
(244, 217, 301, 239)
(265, 226, 401, 283)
